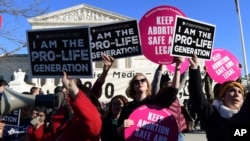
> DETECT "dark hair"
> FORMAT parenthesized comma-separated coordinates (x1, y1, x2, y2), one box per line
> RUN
(22, 91, 31, 95)
(160, 74, 171, 84)
(54, 86, 63, 94)
(30, 86, 39, 94)
(75, 78, 83, 87)
(0, 80, 8, 87)
(213, 83, 222, 99)
(104, 95, 128, 119)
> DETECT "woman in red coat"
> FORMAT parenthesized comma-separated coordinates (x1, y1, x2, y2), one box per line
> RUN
(27, 72, 102, 141)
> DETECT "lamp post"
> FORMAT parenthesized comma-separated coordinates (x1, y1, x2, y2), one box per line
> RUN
(234, 0, 249, 88)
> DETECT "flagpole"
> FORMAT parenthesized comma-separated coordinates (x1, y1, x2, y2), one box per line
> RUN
(234, 0, 249, 85)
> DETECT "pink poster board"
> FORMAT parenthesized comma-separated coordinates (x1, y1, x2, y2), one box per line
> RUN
(139, 5, 186, 64)
(125, 104, 178, 141)
(205, 48, 241, 84)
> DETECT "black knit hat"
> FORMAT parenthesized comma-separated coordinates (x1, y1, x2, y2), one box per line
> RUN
(0, 80, 8, 87)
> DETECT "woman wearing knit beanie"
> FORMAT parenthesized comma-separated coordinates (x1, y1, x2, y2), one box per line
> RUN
(188, 54, 250, 141)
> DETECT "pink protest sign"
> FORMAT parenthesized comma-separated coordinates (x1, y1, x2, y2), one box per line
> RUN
(139, 5, 186, 64)
(125, 104, 178, 141)
(205, 48, 241, 84)
(165, 57, 189, 74)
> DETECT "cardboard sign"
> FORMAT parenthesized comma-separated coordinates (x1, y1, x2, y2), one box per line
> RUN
(171, 16, 216, 60)
(205, 48, 241, 84)
(0, 109, 20, 126)
(125, 104, 178, 141)
(90, 20, 142, 61)
(26, 26, 93, 78)
(139, 5, 186, 65)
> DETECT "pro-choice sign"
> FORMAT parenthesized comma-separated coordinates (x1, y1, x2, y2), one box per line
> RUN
(171, 16, 216, 60)
(26, 26, 93, 78)
(125, 104, 178, 141)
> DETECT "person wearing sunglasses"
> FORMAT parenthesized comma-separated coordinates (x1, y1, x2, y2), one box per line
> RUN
(117, 57, 184, 140)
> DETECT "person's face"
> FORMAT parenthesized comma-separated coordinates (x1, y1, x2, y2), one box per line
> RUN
(31, 110, 45, 121)
(33, 88, 40, 95)
(31, 109, 39, 119)
(222, 86, 244, 110)
(133, 75, 148, 93)
(62, 87, 69, 99)
(111, 98, 124, 115)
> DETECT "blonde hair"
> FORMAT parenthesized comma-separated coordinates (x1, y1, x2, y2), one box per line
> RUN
(126, 73, 151, 99)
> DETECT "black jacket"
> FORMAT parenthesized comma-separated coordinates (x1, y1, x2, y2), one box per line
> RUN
(188, 67, 250, 141)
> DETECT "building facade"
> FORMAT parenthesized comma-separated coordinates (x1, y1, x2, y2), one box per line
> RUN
(1, 4, 163, 102)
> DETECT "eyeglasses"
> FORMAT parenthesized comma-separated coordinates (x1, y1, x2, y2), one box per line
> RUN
(133, 78, 147, 85)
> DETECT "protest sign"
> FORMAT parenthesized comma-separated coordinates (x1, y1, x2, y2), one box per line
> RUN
(26, 26, 93, 78)
(90, 20, 142, 61)
(125, 104, 178, 141)
(0, 109, 20, 126)
(205, 48, 241, 84)
(171, 16, 216, 60)
(139, 5, 186, 64)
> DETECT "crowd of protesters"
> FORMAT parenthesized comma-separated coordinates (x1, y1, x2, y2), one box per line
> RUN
(0, 53, 249, 141)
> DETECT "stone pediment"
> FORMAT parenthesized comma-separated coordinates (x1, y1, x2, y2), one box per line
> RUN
(28, 4, 134, 26)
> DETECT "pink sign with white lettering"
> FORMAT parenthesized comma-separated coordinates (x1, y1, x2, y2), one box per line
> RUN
(125, 104, 178, 141)
(205, 48, 241, 84)
(139, 5, 186, 64)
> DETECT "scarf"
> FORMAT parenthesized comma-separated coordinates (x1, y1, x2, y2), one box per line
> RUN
(212, 100, 239, 119)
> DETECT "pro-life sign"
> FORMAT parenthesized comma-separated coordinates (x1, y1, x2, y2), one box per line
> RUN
(0, 109, 20, 126)
(26, 26, 93, 78)
(90, 20, 142, 61)
(171, 16, 216, 60)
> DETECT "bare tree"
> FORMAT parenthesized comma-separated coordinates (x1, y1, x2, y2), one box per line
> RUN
(0, 0, 49, 55)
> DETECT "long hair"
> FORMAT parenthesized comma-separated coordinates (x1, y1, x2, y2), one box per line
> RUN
(104, 95, 128, 119)
(126, 73, 151, 99)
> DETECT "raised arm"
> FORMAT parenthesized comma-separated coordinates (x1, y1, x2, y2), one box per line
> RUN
(92, 54, 114, 98)
(151, 64, 163, 95)
(171, 57, 184, 89)
(62, 72, 102, 136)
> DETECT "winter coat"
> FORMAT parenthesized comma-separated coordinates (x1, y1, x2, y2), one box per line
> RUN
(27, 90, 102, 141)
